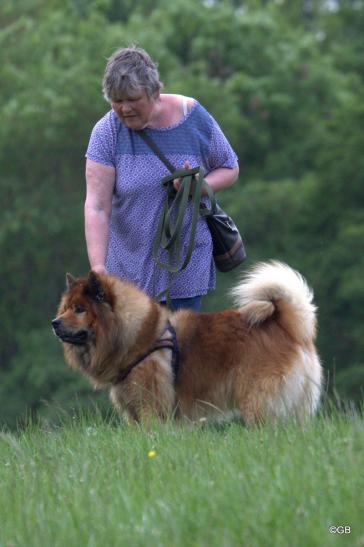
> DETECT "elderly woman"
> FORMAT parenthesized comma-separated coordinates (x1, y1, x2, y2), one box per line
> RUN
(85, 45, 239, 311)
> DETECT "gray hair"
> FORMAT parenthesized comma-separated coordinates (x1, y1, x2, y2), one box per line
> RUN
(102, 45, 163, 102)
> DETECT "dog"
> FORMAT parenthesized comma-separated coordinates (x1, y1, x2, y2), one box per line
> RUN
(52, 262, 322, 424)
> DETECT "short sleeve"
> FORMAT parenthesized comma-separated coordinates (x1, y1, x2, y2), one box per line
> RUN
(206, 116, 238, 172)
(86, 111, 117, 167)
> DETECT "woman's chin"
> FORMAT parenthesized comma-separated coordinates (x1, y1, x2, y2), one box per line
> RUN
(122, 116, 145, 129)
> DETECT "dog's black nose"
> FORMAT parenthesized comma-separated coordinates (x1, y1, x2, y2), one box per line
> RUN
(52, 318, 60, 330)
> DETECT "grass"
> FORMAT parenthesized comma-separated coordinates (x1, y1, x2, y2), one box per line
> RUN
(0, 409, 363, 547)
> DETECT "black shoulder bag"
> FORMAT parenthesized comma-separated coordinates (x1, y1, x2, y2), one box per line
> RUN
(137, 130, 246, 273)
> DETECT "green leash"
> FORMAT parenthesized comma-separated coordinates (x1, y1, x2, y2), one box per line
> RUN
(152, 166, 216, 304)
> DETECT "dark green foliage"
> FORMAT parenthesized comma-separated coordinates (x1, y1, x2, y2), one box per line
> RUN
(1, 0, 363, 426)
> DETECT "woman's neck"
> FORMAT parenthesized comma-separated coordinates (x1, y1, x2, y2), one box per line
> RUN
(147, 94, 184, 128)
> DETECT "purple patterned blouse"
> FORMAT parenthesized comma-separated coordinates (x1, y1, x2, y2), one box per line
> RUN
(86, 100, 238, 299)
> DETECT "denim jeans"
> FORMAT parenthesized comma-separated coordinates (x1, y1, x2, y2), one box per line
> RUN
(161, 296, 202, 312)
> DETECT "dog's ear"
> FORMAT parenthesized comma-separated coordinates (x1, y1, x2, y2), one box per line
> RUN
(86, 271, 106, 303)
(66, 273, 76, 289)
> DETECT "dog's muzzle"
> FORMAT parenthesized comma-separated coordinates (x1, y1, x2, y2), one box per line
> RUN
(52, 319, 89, 345)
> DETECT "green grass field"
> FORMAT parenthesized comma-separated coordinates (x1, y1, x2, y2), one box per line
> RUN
(0, 409, 363, 547)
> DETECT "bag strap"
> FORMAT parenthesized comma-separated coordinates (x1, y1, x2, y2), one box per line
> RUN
(137, 130, 176, 174)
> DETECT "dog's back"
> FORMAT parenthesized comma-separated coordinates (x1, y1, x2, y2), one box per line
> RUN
(172, 262, 322, 423)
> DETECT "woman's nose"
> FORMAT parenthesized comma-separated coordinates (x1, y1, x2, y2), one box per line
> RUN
(113, 101, 131, 114)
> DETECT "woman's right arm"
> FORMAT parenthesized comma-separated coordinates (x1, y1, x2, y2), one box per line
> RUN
(84, 159, 115, 274)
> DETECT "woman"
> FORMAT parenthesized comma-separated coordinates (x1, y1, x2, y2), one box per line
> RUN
(85, 45, 239, 311)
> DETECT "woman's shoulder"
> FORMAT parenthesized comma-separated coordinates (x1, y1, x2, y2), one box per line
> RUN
(181, 95, 196, 113)
(92, 109, 119, 131)
(161, 93, 198, 117)
(88, 110, 121, 146)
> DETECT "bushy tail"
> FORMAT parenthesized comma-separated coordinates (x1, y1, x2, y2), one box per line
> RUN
(231, 261, 317, 343)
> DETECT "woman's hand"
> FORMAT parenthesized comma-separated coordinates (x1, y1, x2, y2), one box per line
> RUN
(173, 160, 192, 192)
(92, 264, 108, 275)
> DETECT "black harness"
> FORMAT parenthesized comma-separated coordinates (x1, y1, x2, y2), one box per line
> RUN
(112, 321, 179, 385)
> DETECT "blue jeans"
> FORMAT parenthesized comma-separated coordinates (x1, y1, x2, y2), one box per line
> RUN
(161, 296, 202, 312)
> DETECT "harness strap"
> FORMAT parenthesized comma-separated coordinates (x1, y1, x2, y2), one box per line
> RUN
(112, 321, 179, 385)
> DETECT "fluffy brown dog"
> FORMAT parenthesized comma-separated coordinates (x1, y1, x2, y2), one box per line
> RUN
(52, 262, 322, 424)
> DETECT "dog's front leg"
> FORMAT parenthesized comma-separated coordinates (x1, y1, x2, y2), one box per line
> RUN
(110, 358, 175, 424)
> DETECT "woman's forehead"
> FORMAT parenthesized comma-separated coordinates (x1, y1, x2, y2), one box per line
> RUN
(110, 87, 147, 101)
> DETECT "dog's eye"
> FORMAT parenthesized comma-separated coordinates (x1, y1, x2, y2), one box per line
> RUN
(74, 304, 86, 314)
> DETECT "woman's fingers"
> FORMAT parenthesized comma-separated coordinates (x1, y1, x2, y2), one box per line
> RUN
(173, 161, 192, 191)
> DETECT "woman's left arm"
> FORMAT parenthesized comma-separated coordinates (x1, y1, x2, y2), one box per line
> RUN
(173, 163, 239, 194)
(203, 165, 239, 194)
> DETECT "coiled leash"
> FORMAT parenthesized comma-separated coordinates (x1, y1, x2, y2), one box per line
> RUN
(137, 130, 217, 304)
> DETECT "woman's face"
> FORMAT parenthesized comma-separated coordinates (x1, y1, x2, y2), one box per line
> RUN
(111, 88, 158, 130)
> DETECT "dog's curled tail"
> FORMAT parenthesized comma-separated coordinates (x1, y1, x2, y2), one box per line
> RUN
(231, 261, 317, 343)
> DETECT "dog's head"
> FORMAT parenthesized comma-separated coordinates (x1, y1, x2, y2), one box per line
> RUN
(52, 271, 114, 346)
